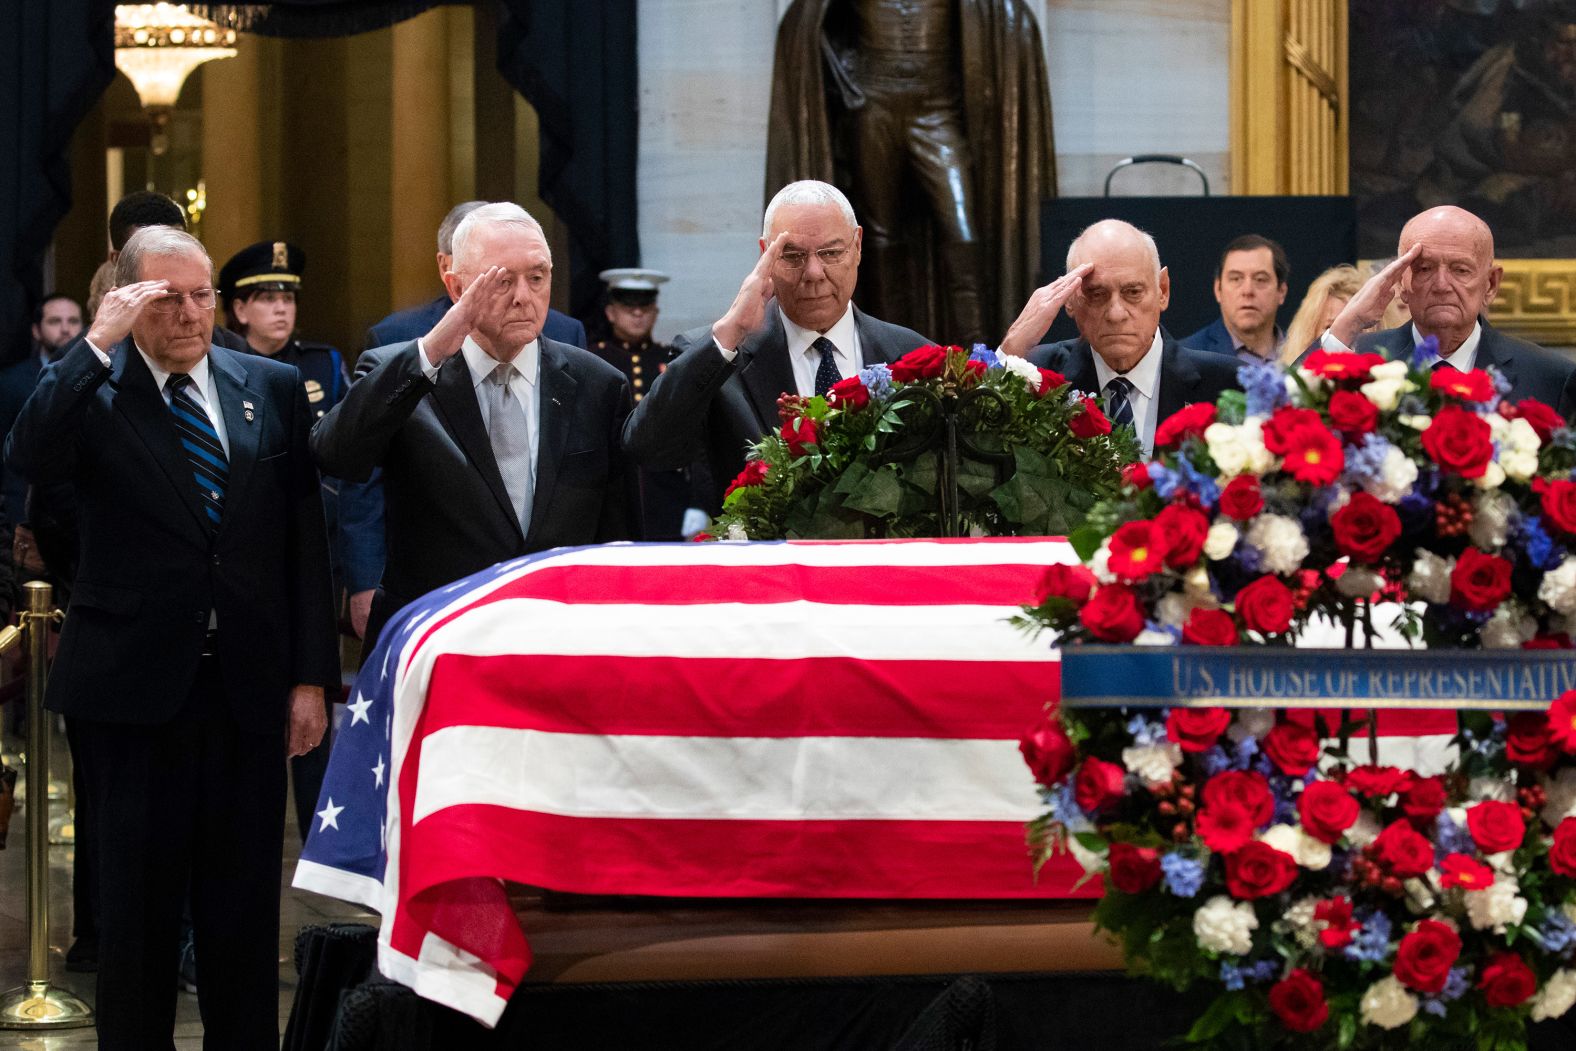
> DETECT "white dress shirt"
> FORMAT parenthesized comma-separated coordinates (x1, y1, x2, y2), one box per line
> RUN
(1091, 328, 1164, 458)
(87, 338, 230, 457)
(418, 335, 541, 488)
(1318, 321, 1482, 371)
(713, 305, 864, 396)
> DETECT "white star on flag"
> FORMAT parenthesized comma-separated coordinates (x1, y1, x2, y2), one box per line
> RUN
(316, 797, 344, 832)
(347, 693, 374, 726)
(372, 755, 386, 789)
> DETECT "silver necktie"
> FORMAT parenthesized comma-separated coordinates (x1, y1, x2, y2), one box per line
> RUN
(486, 362, 534, 532)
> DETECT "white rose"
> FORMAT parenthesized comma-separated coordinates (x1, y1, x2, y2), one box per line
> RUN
(995, 350, 1042, 393)
(1204, 521, 1239, 561)
(1473, 460, 1507, 491)
(1481, 603, 1535, 649)
(1260, 824, 1331, 871)
(1539, 558, 1576, 616)
(1183, 564, 1214, 600)
(1122, 742, 1183, 784)
(1203, 422, 1250, 477)
(1543, 769, 1576, 827)
(1134, 630, 1177, 648)
(1246, 514, 1309, 575)
(1498, 418, 1541, 482)
(1465, 874, 1527, 933)
(1156, 593, 1191, 628)
(1360, 976, 1420, 1030)
(1296, 367, 1326, 392)
(1362, 446, 1418, 504)
(1407, 549, 1455, 605)
(1533, 969, 1576, 1022)
(1469, 492, 1515, 551)
(1369, 360, 1409, 381)
(1398, 414, 1432, 431)
(1192, 895, 1259, 955)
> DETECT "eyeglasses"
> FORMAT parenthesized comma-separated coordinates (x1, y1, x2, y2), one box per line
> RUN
(778, 247, 850, 271)
(146, 288, 217, 314)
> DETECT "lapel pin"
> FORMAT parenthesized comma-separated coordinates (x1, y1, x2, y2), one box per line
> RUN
(242, 400, 255, 423)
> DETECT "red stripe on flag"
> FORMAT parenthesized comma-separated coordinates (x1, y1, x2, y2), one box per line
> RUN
(421, 654, 1061, 739)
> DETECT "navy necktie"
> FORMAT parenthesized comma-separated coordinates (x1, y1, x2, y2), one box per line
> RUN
(1104, 376, 1136, 431)
(167, 373, 228, 529)
(812, 336, 843, 397)
(1432, 359, 1458, 373)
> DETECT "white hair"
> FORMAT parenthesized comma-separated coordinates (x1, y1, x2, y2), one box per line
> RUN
(762, 180, 858, 239)
(450, 202, 551, 271)
(1066, 220, 1162, 280)
(115, 225, 210, 287)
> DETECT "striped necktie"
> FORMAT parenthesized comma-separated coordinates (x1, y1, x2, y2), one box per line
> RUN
(167, 373, 228, 530)
(1104, 376, 1136, 431)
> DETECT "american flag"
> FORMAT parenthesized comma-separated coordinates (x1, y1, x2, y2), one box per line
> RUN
(292, 537, 1093, 1026)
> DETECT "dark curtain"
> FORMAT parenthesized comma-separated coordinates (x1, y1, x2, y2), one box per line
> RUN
(1, 0, 117, 363)
(497, 0, 640, 321)
(190, 2, 444, 36)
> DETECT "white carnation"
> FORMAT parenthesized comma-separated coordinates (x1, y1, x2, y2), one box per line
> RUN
(1246, 514, 1309, 575)
(995, 350, 1043, 393)
(1533, 969, 1576, 1022)
(1470, 492, 1515, 550)
(1498, 418, 1541, 482)
(1204, 521, 1239, 561)
(1204, 421, 1273, 478)
(1122, 742, 1183, 784)
(1481, 603, 1536, 649)
(1407, 549, 1455, 604)
(1193, 895, 1259, 955)
(1543, 769, 1576, 826)
(1465, 874, 1527, 933)
(1539, 558, 1576, 616)
(1361, 976, 1420, 1029)
(1274, 896, 1322, 950)
(1361, 446, 1418, 504)
(1260, 824, 1331, 871)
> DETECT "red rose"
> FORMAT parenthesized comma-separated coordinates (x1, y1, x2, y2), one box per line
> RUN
(1107, 520, 1169, 581)
(1038, 563, 1098, 605)
(723, 460, 769, 498)
(1264, 722, 1322, 776)
(1394, 920, 1462, 994)
(1281, 423, 1345, 485)
(1203, 770, 1276, 825)
(1079, 583, 1145, 642)
(1196, 803, 1256, 854)
(890, 344, 951, 382)
(1298, 780, 1359, 844)
(1330, 492, 1401, 564)
(1525, 634, 1573, 650)
(1155, 502, 1210, 567)
(1036, 368, 1068, 399)
(1268, 969, 1328, 1034)
(1074, 756, 1126, 814)
(1344, 765, 1407, 797)
(1182, 607, 1238, 646)
(780, 415, 818, 456)
(1122, 461, 1152, 490)
(1224, 841, 1298, 899)
(1429, 366, 1496, 403)
(962, 358, 988, 383)
(1166, 707, 1232, 753)
(1400, 774, 1447, 824)
(1302, 349, 1386, 381)
(1218, 475, 1264, 521)
(1262, 406, 1324, 454)
(1315, 896, 1358, 949)
(1421, 404, 1494, 478)
(1502, 397, 1563, 443)
(1466, 800, 1526, 854)
(1372, 819, 1434, 878)
(690, 531, 713, 543)
(1069, 397, 1113, 438)
(826, 374, 869, 410)
(1439, 853, 1495, 890)
(1542, 479, 1576, 536)
(1107, 842, 1163, 894)
(1236, 575, 1295, 635)
(1020, 716, 1077, 787)
(1550, 819, 1576, 878)
(1552, 691, 1576, 753)
(1154, 402, 1218, 450)
(1327, 389, 1379, 437)
(1506, 712, 1557, 770)
(1450, 547, 1512, 612)
(1479, 952, 1537, 1008)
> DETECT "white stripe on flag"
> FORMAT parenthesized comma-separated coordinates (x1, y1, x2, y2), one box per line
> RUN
(411, 726, 1043, 825)
(505, 539, 1078, 570)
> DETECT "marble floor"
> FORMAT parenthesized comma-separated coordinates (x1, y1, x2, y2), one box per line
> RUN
(0, 724, 374, 1050)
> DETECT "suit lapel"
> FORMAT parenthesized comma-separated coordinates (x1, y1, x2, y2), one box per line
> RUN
(209, 347, 264, 534)
(1156, 338, 1201, 422)
(524, 339, 579, 545)
(108, 342, 212, 540)
(853, 305, 905, 366)
(1064, 341, 1102, 398)
(429, 353, 521, 537)
(737, 308, 795, 433)
(1473, 322, 1519, 391)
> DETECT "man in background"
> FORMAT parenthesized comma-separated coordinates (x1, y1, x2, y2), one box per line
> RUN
(1182, 234, 1289, 363)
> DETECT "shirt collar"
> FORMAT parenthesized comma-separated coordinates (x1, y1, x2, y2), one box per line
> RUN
(1092, 328, 1164, 400)
(1412, 321, 1481, 370)
(779, 304, 858, 366)
(461, 334, 539, 389)
(136, 342, 212, 398)
(1231, 326, 1285, 360)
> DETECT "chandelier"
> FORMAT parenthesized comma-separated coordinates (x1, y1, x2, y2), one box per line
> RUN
(114, 4, 238, 153)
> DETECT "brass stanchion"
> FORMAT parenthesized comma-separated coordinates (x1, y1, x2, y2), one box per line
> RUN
(0, 581, 92, 1029)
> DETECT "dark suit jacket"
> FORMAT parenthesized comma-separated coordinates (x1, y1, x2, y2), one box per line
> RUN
(622, 305, 929, 507)
(310, 338, 637, 634)
(1353, 321, 1576, 419)
(1181, 316, 1236, 357)
(4, 337, 339, 729)
(0, 352, 43, 525)
(364, 295, 587, 351)
(1028, 334, 1243, 432)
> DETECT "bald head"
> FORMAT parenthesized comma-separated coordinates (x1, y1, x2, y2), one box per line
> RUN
(1066, 219, 1162, 280)
(1064, 220, 1170, 372)
(1399, 206, 1495, 266)
(1396, 205, 1501, 349)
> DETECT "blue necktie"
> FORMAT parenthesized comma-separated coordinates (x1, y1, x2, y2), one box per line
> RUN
(1104, 376, 1136, 431)
(1432, 359, 1458, 373)
(167, 373, 228, 530)
(812, 336, 843, 397)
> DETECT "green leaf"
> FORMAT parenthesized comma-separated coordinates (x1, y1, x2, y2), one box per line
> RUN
(1215, 389, 1247, 426)
(841, 464, 905, 518)
(1068, 523, 1107, 562)
(1184, 992, 1247, 1043)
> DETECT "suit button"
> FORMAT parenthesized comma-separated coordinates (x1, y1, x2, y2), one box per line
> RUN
(211, 554, 221, 566)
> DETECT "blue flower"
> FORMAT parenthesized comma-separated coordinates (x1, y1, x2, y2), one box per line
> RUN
(1161, 853, 1205, 898)
(969, 346, 998, 368)
(1538, 911, 1576, 956)
(1126, 714, 1167, 747)
(1487, 366, 1512, 398)
(1442, 966, 1470, 1001)
(1200, 746, 1232, 777)
(1433, 812, 1476, 863)
(1233, 543, 1264, 573)
(1148, 463, 1182, 501)
(1411, 334, 1441, 370)
(1342, 433, 1393, 489)
(1239, 360, 1290, 417)
(1174, 453, 1221, 507)
(1046, 781, 1091, 831)
(1219, 960, 1245, 991)
(1514, 514, 1564, 572)
(1246, 958, 1281, 984)
(858, 363, 894, 401)
(1343, 908, 1392, 963)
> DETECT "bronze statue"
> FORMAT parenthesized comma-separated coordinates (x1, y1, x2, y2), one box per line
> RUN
(767, 0, 1056, 345)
